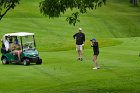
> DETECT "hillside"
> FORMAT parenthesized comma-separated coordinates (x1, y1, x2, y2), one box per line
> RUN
(0, 0, 140, 51)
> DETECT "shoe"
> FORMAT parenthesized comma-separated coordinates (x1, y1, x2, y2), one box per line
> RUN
(92, 67, 98, 69)
(77, 58, 80, 60)
(92, 67, 100, 69)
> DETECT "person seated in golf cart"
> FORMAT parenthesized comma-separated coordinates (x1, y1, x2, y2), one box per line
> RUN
(10, 37, 22, 61)
(1, 39, 8, 53)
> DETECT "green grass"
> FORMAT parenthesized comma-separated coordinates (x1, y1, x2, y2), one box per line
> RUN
(0, 0, 140, 93)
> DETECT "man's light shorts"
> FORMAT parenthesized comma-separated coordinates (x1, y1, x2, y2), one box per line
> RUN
(76, 45, 83, 51)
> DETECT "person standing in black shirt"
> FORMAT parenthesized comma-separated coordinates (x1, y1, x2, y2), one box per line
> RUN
(73, 28, 85, 61)
(90, 38, 100, 69)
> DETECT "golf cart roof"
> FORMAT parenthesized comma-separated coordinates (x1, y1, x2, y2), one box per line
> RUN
(4, 32, 34, 37)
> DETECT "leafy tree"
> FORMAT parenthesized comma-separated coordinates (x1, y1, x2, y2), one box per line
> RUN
(39, 0, 106, 26)
(0, 0, 20, 20)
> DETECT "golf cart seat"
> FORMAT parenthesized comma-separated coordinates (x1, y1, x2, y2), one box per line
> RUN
(1, 47, 10, 53)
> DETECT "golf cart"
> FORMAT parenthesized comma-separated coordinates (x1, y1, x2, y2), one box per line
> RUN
(1, 32, 42, 66)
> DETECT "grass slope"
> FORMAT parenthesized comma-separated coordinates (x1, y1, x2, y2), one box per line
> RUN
(0, 0, 140, 93)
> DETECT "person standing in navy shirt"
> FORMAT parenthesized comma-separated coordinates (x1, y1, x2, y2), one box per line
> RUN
(73, 28, 85, 61)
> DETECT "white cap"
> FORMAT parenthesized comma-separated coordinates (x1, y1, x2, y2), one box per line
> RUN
(79, 28, 82, 31)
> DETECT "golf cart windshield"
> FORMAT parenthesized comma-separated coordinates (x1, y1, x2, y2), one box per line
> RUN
(2, 32, 35, 51)
(22, 36, 35, 50)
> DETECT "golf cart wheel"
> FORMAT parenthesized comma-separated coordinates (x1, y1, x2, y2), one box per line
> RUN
(2, 57, 9, 64)
(36, 58, 42, 65)
(23, 59, 30, 66)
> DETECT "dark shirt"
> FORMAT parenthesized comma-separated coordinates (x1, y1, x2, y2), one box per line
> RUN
(73, 32, 85, 45)
(91, 42, 99, 55)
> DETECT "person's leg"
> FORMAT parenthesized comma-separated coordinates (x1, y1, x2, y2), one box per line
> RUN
(17, 50, 22, 61)
(79, 50, 83, 60)
(79, 45, 83, 61)
(77, 50, 81, 60)
(76, 45, 81, 60)
(17, 51, 20, 61)
(93, 55, 99, 69)
(76, 45, 78, 60)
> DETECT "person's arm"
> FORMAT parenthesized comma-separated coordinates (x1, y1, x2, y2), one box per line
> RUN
(73, 33, 77, 39)
(91, 42, 93, 47)
(82, 33, 85, 43)
(83, 33, 85, 43)
(9, 43, 14, 51)
(93, 42, 98, 46)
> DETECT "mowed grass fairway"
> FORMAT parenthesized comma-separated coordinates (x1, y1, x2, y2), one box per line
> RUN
(0, 0, 140, 93)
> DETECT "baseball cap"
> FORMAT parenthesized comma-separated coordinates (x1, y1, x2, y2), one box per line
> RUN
(79, 28, 82, 31)
(90, 38, 96, 41)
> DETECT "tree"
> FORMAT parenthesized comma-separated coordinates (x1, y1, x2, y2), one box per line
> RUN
(0, 0, 20, 20)
(130, 0, 138, 6)
(39, 0, 106, 26)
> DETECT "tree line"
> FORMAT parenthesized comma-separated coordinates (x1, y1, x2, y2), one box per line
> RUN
(130, 0, 138, 6)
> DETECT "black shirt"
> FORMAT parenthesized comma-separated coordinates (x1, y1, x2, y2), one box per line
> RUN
(91, 42, 99, 55)
(73, 32, 85, 45)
